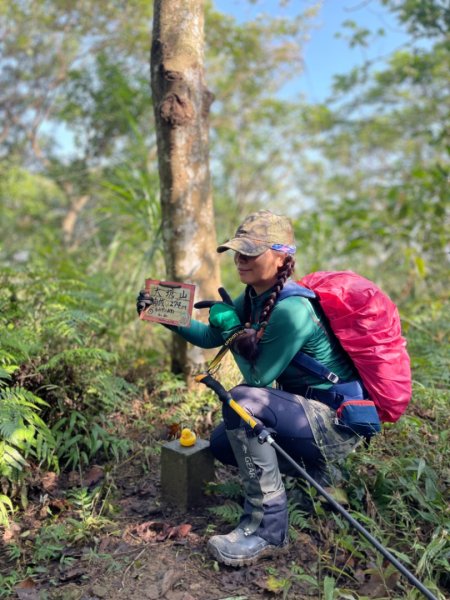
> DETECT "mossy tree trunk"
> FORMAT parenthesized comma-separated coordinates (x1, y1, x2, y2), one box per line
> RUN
(151, 0, 221, 377)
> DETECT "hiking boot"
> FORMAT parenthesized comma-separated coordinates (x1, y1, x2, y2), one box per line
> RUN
(210, 426, 289, 567)
(207, 526, 289, 567)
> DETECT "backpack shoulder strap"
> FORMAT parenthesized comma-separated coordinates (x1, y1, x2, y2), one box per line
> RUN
(290, 352, 340, 383)
(277, 281, 339, 383)
(278, 280, 316, 301)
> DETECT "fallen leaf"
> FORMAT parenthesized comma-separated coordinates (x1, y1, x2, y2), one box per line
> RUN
(15, 578, 36, 589)
(15, 591, 40, 600)
(41, 471, 59, 491)
(131, 520, 192, 542)
(83, 465, 104, 487)
(14, 578, 39, 600)
(167, 423, 182, 439)
(132, 520, 167, 541)
(358, 571, 388, 598)
(49, 497, 70, 512)
(3, 522, 21, 542)
(59, 565, 87, 582)
(167, 523, 192, 539)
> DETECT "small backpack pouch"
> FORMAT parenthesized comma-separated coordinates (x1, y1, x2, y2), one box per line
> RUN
(336, 400, 381, 437)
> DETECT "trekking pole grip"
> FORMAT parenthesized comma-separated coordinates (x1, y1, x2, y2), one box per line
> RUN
(195, 373, 262, 432)
(195, 373, 231, 404)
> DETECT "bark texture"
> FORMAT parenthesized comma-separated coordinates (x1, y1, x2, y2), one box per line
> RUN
(151, 0, 221, 377)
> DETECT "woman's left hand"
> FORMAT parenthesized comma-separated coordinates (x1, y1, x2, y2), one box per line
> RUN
(195, 288, 241, 331)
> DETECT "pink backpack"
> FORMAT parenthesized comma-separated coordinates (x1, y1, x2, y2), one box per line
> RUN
(286, 271, 412, 422)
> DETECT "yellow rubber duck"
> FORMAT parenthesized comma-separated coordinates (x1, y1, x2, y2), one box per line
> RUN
(179, 428, 197, 447)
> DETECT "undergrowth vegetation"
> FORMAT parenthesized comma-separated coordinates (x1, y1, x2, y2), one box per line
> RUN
(1, 259, 448, 598)
(0, 264, 136, 521)
(1, 1, 449, 596)
(206, 382, 449, 599)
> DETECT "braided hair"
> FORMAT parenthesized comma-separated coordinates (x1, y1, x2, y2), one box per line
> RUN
(232, 254, 296, 362)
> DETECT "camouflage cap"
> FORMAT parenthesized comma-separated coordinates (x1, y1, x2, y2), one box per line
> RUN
(217, 210, 296, 256)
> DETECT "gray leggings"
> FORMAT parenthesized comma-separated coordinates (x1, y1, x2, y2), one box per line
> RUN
(209, 385, 324, 474)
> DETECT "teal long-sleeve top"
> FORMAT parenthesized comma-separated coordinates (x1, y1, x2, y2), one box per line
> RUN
(167, 284, 357, 393)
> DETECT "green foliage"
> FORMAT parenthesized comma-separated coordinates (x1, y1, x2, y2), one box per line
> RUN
(0, 387, 56, 475)
(58, 53, 153, 159)
(0, 2, 449, 597)
(0, 494, 14, 527)
(337, 389, 449, 595)
(287, 499, 311, 531)
(0, 0, 153, 161)
(32, 522, 70, 564)
(145, 371, 220, 432)
(207, 479, 243, 500)
(32, 487, 116, 564)
(64, 486, 118, 543)
(207, 472, 244, 525)
(382, 0, 450, 38)
(0, 165, 66, 261)
(0, 569, 27, 599)
(208, 501, 243, 525)
(280, 313, 449, 598)
(404, 304, 449, 388)
(0, 261, 139, 519)
(51, 409, 130, 470)
(291, 0, 449, 307)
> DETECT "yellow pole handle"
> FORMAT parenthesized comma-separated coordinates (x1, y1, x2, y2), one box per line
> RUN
(195, 372, 259, 430)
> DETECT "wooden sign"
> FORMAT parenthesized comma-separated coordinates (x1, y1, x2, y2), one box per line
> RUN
(140, 280, 196, 327)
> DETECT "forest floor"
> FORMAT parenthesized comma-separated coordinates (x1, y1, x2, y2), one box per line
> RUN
(3, 428, 406, 600)
(0, 446, 326, 600)
(2, 437, 330, 600)
(2, 385, 432, 600)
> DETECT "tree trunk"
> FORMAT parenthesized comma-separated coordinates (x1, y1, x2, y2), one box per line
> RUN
(151, 0, 221, 378)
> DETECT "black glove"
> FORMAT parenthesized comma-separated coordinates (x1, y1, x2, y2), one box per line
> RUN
(136, 289, 153, 315)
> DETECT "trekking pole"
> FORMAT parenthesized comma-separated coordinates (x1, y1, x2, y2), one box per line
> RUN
(195, 372, 439, 600)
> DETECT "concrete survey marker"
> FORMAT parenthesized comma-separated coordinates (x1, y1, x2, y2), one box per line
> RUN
(160, 438, 215, 511)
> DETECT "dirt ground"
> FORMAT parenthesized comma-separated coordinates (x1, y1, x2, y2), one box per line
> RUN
(5, 443, 328, 600)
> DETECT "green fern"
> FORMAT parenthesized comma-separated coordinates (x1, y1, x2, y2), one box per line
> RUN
(38, 347, 117, 371)
(208, 501, 243, 525)
(288, 500, 312, 529)
(206, 479, 243, 500)
(0, 329, 35, 363)
(0, 442, 28, 472)
(43, 309, 107, 344)
(0, 387, 56, 477)
(85, 374, 137, 411)
(0, 494, 14, 526)
(0, 329, 35, 385)
(0, 367, 13, 384)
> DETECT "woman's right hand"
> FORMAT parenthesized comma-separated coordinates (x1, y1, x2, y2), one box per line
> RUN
(136, 290, 153, 315)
